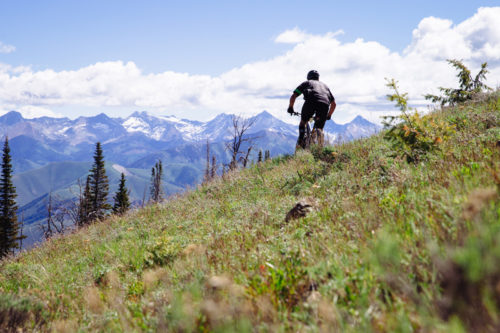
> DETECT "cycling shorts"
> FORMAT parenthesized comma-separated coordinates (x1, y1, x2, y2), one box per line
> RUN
(301, 101, 329, 129)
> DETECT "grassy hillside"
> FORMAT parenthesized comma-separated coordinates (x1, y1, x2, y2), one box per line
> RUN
(0, 92, 499, 332)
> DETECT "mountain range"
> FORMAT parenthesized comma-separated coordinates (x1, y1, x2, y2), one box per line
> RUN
(0, 110, 380, 247)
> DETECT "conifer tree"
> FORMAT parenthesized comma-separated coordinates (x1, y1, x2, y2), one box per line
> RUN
(425, 59, 490, 106)
(78, 175, 91, 226)
(44, 191, 54, 239)
(210, 155, 217, 179)
(150, 160, 163, 203)
(0, 138, 22, 257)
(87, 142, 110, 222)
(204, 139, 210, 183)
(258, 150, 263, 163)
(113, 173, 130, 215)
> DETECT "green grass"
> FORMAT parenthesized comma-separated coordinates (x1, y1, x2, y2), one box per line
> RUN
(1, 92, 499, 332)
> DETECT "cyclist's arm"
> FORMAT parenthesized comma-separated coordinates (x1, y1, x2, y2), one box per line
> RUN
(289, 92, 299, 109)
(328, 100, 336, 119)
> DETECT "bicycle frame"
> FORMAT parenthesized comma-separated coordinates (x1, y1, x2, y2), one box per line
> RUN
(289, 111, 323, 150)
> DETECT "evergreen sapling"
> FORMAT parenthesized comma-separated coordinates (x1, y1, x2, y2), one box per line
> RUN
(113, 173, 131, 215)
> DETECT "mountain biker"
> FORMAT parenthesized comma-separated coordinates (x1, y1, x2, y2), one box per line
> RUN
(287, 70, 336, 148)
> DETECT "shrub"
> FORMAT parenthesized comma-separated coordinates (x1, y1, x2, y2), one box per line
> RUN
(383, 79, 453, 163)
(425, 59, 491, 106)
(311, 145, 351, 165)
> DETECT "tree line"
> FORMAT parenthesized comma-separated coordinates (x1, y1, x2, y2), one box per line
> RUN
(0, 140, 165, 258)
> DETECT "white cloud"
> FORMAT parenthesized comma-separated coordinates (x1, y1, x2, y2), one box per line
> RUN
(0, 42, 15, 54)
(0, 7, 500, 123)
(0, 105, 64, 119)
(17, 106, 64, 119)
(275, 28, 344, 44)
(275, 27, 313, 44)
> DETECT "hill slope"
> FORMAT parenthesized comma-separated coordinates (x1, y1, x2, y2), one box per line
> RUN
(0, 93, 499, 332)
(14, 161, 191, 249)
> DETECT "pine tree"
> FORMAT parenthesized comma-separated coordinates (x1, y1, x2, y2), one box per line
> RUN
(0, 138, 22, 257)
(258, 150, 263, 163)
(264, 150, 270, 161)
(113, 173, 130, 215)
(204, 139, 210, 183)
(150, 160, 163, 203)
(78, 175, 91, 226)
(87, 142, 110, 222)
(44, 191, 54, 239)
(425, 59, 490, 106)
(210, 155, 217, 179)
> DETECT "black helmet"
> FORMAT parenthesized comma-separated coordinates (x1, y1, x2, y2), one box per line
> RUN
(307, 70, 319, 80)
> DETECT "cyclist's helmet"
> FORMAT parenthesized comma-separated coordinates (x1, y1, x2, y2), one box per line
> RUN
(307, 70, 319, 80)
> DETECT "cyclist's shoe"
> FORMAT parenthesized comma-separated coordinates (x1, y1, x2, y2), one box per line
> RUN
(287, 106, 294, 115)
(316, 128, 324, 147)
(295, 137, 306, 150)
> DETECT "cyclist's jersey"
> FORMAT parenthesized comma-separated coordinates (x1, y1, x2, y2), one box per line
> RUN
(294, 80, 335, 106)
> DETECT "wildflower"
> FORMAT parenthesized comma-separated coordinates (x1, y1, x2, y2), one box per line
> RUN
(403, 125, 410, 136)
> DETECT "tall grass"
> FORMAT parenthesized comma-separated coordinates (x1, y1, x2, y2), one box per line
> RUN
(0, 91, 499, 332)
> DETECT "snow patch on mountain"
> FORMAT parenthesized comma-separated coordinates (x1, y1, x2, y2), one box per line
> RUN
(123, 117, 150, 134)
(112, 164, 131, 176)
(1, 109, 380, 148)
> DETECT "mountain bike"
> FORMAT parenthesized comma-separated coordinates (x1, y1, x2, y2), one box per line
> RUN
(289, 111, 324, 150)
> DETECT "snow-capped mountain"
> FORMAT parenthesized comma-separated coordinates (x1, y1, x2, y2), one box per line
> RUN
(0, 109, 380, 173)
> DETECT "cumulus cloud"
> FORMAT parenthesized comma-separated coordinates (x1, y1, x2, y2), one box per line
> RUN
(15, 106, 64, 119)
(0, 42, 15, 54)
(275, 27, 313, 44)
(275, 28, 344, 44)
(0, 7, 500, 123)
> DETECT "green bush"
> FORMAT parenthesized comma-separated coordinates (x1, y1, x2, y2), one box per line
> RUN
(425, 59, 491, 106)
(311, 145, 351, 166)
(383, 79, 453, 163)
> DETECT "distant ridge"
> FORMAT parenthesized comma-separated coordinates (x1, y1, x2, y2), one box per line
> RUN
(0, 110, 380, 174)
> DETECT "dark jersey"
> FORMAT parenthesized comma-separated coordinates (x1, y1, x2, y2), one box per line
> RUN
(294, 80, 335, 105)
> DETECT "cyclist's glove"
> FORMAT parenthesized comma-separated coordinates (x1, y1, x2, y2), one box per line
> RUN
(326, 114, 332, 120)
(287, 106, 294, 115)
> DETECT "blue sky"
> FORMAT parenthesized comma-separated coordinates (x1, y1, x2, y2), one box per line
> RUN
(0, 1, 499, 122)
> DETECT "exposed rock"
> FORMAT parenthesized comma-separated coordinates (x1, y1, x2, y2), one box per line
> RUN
(285, 199, 317, 222)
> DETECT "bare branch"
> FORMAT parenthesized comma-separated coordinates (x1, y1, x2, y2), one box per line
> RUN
(225, 115, 256, 170)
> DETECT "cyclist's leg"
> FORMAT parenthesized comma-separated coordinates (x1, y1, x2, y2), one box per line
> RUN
(312, 103, 329, 147)
(298, 102, 314, 149)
